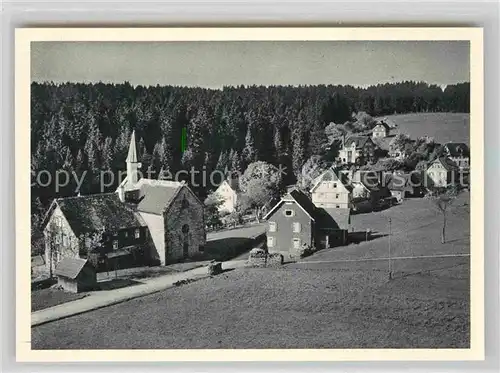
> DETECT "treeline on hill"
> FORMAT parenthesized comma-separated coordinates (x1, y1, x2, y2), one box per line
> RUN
(31, 81, 470, 227)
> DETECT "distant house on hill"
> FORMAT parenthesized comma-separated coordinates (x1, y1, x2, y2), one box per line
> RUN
(310, 168, 353, 209)
(443, 142, 470, 170)
(426, 157, 459, 188)
(43, 130, 206, 274)
(372, 121, 391, 139)
(388, 140, 415, 160)
(263, 189, 350, 260)
(214, 176, 240, 214)
(338, 136, 376, 165)
(379, 117, 398, 129)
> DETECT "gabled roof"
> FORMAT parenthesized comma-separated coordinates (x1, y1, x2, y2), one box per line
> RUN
(54, 258, 89, 279)
(444, 142, 470, 157)
(134, 179, 185, 215)
(344, 136, 372, 149)
(379, 117, 398, 128)
(310, 168, 353, 193)
(430, 157, 459, 171)
(217, 178, 240, 193)
(263, 188, 318, 221)
(316, 208, 351, 230)
(44, 193, 146, 237)
(373, 121, 391, 132)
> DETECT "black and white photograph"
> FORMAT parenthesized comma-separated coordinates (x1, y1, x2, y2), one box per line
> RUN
(16, 28, 484, 360)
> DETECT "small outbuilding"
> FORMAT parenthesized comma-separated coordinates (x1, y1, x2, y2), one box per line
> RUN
(54, 258, 97, 293)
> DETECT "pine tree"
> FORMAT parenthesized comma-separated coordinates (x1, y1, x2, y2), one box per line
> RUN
(242, 121, 257, 165)
(101, 137, 113, 170)
(216, 151, 229, 172)
(230, 150, 243, 174)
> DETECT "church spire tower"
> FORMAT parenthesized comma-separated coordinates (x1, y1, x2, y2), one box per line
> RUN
(126, 130, 141, 187)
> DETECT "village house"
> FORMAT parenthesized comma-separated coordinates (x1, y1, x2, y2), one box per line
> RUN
(443, 142, 470, 170)
(263, 189, 350, 260)
(42, 193, 150, 274)
(383, 172, 425, 203)
(350, 170, 391, 210)
(371, 121, 391, 139)
(338, 135, 376, 165)
(42, 130, 206, 273)
(426, 157, 459, 188)
(388, 140, 415, 160)
(310, 168, 353, 209)
(213, 176, 240, 214)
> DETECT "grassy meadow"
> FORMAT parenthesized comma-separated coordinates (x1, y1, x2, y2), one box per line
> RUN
(31, 193, 470, 349)
(378, 112, 470, 144)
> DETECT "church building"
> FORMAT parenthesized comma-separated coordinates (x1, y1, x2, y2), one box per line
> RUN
(42, 131, 206, 274)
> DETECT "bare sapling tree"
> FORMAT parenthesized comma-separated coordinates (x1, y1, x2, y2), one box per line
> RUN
(428, 186, 460, 244)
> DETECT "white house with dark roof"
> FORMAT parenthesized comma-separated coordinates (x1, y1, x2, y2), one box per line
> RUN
(372, 121, 391, 139)
(426, 157, 459, 188)
(338, 135, 376, 165)
(310, 168, 353, 209)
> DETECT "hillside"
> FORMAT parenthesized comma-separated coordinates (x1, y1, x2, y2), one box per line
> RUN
(377, 113, 470, 144)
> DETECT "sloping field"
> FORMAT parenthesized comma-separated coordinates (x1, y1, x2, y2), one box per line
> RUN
(31, 195, 470, 350)
(378, 113, 470, 144)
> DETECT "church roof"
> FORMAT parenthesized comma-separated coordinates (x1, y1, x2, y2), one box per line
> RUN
(44, 193, 146, 237)
(126, 130, 138, 163)
(134, 179, 185, 215)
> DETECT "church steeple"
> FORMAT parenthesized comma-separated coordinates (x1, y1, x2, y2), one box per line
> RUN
(126, 130, 141, 187)
(126, 130, 138, 163)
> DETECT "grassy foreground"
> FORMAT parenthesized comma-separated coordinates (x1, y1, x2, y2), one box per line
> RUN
(31, 194, 470, 349)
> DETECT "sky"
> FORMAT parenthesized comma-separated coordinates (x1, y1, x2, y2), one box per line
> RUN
(31, 41, 470, 88)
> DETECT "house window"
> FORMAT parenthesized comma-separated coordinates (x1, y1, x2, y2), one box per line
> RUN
(336, 205, 340, 208)
(267, 236, 274, 248)
(124, 231, 128, 238)
(335, 194, 339, 199)
(135, 229, 140, 238)
(293, 238, 301, 249)
(333, 183, 337, 188)
(113, 240, 118, 250)
(269, 222, 277, 232)
(284, 209, 295, 217)
(292, 222, 301, 233)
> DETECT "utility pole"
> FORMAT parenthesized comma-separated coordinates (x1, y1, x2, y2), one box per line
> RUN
(388, 217, 392, 280)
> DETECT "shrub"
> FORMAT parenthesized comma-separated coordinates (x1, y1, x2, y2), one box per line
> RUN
(298, 243, 315, 258)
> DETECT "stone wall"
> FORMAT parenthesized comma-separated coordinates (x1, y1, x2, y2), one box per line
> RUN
(247, 249, 283, 268)
(164, 187, 206, 263)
